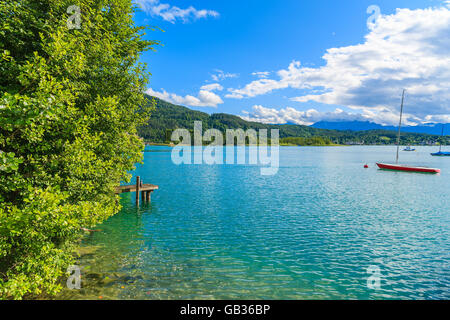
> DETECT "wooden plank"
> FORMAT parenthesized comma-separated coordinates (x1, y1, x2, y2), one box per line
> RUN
(114, 184, 159, 194)
(113, 177, 158, 206)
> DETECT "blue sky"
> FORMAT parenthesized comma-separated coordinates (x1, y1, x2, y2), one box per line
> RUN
(134, 0, 450, 126)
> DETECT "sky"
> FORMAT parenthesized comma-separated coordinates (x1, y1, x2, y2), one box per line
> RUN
(133, 0, 450, 126)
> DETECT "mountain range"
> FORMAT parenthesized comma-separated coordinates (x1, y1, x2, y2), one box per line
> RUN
(138, 95, 447, 146)
(312, 121, 448, 135)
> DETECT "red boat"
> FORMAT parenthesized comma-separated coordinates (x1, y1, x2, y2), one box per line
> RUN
(376, 163, 440, 174)
(376, 90, 441, 174)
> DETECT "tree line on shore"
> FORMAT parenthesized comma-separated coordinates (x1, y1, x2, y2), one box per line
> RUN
(138, 96, 448, 146)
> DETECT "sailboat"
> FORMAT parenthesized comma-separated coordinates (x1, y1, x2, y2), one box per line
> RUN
(376, 90, 441, 173)
(431, 125, 450, 156)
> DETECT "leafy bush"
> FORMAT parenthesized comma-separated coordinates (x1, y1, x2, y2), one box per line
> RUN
(0, 0, 158, 299)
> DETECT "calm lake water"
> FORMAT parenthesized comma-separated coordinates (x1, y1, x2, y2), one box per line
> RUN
(57, 146, 450, 300)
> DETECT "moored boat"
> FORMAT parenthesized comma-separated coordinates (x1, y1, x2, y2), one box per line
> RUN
(376, 89, 441, 174)
(431, 151, 450, 156)
(376, 163, 440, 173)
(430, 125, 448, 156)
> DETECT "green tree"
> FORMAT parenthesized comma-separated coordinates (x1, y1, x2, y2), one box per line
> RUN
(0, 0, 158, 299)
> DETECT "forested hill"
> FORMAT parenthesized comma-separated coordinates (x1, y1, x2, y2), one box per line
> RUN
(138, 95, 447, 146)
(138, 95, 328, 141)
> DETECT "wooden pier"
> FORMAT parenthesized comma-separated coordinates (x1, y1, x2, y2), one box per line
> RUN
(114, 176, 158, 205)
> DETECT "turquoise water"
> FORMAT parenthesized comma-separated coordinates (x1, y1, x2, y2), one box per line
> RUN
(58, 146, 450, 300)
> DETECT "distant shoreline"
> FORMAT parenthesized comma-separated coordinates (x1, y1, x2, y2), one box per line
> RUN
(279, 143, 344, 147)
(144, 142, 445, 147)
(145, 142, 345, 147)
(145, 142, 174, 146)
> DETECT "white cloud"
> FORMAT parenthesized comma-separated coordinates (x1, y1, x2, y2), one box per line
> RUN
(146, 84, 223, 108)
(252, 71, 271, 79)
(136, 0, 219, 23)
(225, 78, 287, 99)
(228, 6, 450, 125)
(211, 69, 238, 82)
(424, 114, 450, 123)
(200, 83, 223, 91)
(240, 105, 369, 126)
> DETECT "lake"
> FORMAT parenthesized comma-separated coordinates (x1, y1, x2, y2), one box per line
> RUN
(56, 146, 450, 299)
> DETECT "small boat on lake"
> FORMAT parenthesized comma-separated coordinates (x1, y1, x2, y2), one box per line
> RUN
(403, 146, 416, 151)
(377, 90, 441, 174)
(431, 125, 449, 156)
(431, 151, 450, 156)
(376, 163, 440, 173)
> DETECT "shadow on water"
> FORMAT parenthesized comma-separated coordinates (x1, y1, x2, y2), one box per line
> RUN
(53, 195, 162, 300)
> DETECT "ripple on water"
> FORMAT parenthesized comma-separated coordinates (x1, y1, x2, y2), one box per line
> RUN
(55, 146, 450, 300)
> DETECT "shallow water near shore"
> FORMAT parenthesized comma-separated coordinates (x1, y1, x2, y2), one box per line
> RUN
(55, 146, 450, 300)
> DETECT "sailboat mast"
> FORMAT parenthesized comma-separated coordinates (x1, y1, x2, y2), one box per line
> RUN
(439, 125, 444, 153)
(396, 89, 405, 164)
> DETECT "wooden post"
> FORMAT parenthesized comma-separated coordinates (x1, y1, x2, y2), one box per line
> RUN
(146, 191, 151, 203)
(141, 191, 146, 202)
(136, 176, 140, 205)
